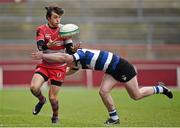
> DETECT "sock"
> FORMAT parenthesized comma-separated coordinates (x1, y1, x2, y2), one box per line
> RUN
(30, 89, 45, 103)
(109, 109, 119, 121)
(50, 100, 59, 117)
(153, 85, 164, 94)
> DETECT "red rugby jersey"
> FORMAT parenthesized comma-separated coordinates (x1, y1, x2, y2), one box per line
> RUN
(36, 24, 72, 67)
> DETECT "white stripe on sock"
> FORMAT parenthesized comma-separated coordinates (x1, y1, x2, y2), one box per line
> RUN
(109, 109, 116, 114)
(111, 115, 119, 120)
(153, 86, 157, 94)
(109, 109, 119, 120)
(158, 86, 164, 93)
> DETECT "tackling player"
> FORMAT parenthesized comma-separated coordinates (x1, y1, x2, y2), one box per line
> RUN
(32, 48, 173, 125)
(30, 5, 76, 123)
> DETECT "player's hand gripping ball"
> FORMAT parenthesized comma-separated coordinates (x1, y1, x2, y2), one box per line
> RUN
(60, 24, 80, 37)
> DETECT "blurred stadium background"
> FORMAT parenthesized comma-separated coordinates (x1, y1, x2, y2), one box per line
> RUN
(0, 0, 180, 88)
(0, 0, 180, 127)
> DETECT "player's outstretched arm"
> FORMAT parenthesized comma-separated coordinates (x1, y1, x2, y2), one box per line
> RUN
(32, 51, 68, 62)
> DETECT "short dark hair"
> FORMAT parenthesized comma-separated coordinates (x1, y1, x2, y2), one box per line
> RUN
(45, 5, 64, 19)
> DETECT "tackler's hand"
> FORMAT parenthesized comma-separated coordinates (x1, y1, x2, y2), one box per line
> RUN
(47, 39, 57, 48)
(31, 51, 43, 60)
(71, 42, 81, 53)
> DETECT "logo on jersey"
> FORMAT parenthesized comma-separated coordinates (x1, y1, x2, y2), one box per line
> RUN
(121, 75, 127, 81)
(45, 34, 51, 40)
(57, 73, 62, 78)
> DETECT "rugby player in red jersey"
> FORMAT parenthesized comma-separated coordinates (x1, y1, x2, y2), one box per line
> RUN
(30, 5, 76, 123)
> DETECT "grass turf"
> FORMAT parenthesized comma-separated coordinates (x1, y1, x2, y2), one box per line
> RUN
(0, 87, 180, 127)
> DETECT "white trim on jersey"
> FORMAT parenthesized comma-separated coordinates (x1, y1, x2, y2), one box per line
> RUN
(81, 48, 88, 53)
(73, 53, 80, 61)
(90, 50, 100, 69)
(103, 52, 113, 71)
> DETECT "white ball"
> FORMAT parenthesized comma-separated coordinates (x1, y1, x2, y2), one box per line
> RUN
(60, 24, 79, 37)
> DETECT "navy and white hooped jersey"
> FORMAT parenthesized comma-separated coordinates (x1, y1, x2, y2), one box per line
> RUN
(72, 48, 121, 74)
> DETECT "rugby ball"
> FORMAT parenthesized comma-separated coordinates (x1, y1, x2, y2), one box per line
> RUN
(60, 24, 79, 37)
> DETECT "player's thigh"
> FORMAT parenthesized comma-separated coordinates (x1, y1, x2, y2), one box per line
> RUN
(30, 73, 45, 90)
(100, 74, 118, 92)
(125, 76, 141, 96)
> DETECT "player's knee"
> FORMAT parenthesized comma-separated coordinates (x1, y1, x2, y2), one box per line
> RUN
(131, 96, 140, 101)
(49, 95, 57, 102)
(132, 95, 142, 101)
(30, 84, 39, 92)
(99, 89, 109, 97)
(130, 94, 142, 101)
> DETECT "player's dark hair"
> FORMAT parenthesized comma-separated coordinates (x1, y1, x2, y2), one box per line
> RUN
(45, 5, 64, 19)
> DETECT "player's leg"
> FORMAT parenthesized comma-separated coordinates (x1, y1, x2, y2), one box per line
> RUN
(48, 67, 66, 123)
(125, 76, 150, 100)
(125, 76, 173, 100)
(99, 74, 120, 125)
(49, 81, 61, 123)
(30, 72, 48, 115)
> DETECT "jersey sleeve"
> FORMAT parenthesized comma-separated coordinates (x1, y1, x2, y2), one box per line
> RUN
(72, 49, 85, 61)
(72, 52, 80, 62)
(36, 26, 45, 41)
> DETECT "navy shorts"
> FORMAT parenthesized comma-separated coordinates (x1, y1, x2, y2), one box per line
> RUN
(109, 58, 137, 83)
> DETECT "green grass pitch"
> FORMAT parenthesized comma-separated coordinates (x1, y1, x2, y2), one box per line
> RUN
(0, 87, 180, 127)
